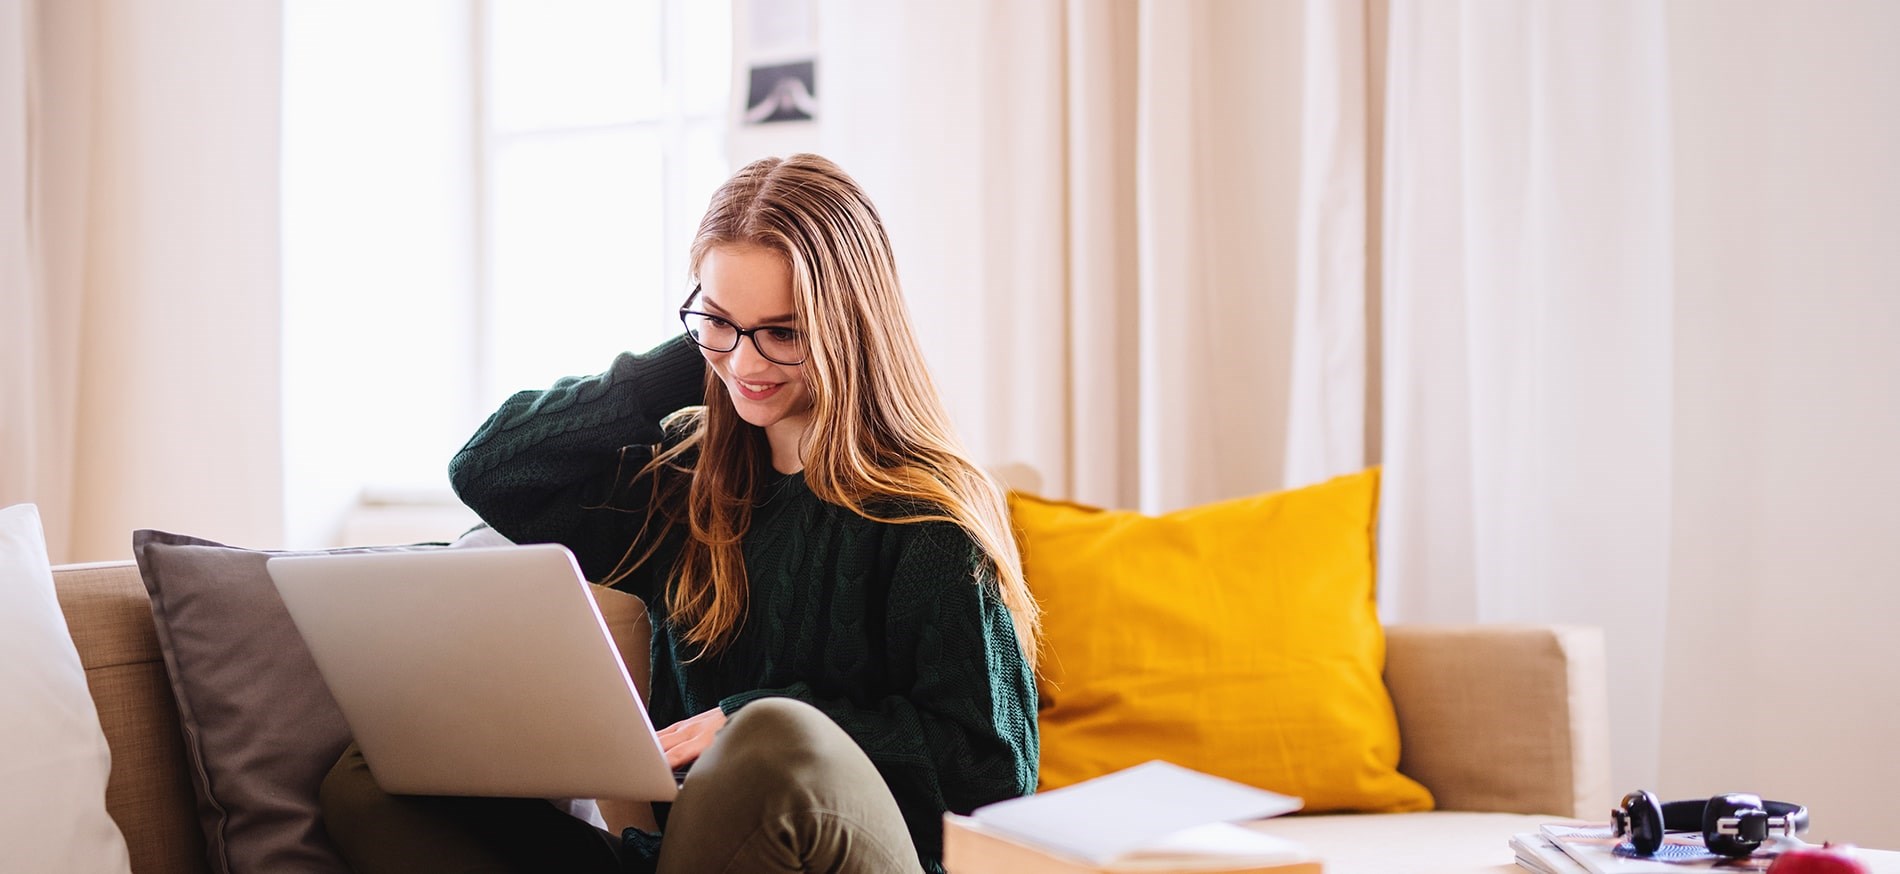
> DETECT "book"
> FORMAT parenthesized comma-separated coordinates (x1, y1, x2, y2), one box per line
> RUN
(942, 761, 1318, 873)
(1538, 824, 1786, 873)
(1510, 832, 1588, 874)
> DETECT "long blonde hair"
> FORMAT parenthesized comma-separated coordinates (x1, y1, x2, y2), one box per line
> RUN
(610, 154, 1039, 667)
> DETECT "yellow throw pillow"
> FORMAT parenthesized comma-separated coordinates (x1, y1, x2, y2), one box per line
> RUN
(1011, 467, 1433, 813)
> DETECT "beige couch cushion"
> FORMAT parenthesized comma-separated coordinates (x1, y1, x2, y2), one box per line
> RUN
(1250, 811, 1542, 873)
(1385, 624, 1612, 818)
(55, 562, 205, 874)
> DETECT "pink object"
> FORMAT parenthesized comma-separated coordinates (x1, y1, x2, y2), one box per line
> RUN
(1769, 843, 1872, 874)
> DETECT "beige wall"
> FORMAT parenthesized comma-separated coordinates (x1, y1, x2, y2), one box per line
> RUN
(1665, 0, 1900, 847)
(65, 2, 283, 560)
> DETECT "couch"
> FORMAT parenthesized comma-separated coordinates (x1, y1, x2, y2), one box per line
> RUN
(54, 554, 1610, 874)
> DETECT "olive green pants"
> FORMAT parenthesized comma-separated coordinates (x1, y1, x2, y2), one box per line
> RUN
(319, 697, 923, 873)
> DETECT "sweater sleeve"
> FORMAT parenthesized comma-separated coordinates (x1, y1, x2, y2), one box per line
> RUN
(447, 334, 706, 583)
(716, 523, 1040, 864)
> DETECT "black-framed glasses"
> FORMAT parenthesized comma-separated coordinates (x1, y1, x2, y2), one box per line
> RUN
(680, 308, 808, 365)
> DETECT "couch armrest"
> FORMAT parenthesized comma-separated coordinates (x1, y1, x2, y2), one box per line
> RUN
(1382, 624, 1612, 819)
(590, 585, 652, 697)
(589, 585, 660, 834)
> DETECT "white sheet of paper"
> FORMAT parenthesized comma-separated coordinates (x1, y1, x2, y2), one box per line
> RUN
(1125, 822, 1308, 862)
(970, 761, 1304, 865)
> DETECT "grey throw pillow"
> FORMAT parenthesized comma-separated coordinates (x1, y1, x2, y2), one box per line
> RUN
(131, 530, 453, 874)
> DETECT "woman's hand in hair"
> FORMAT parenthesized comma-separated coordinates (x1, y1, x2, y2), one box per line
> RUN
(656, 706, 727, 769)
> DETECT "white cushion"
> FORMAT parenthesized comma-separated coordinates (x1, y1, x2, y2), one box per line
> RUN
(1248, 811, 1552, 873)
(0, 504, 133, 873)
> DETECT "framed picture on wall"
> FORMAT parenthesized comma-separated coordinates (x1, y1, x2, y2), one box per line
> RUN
(743, 59, 817, 124)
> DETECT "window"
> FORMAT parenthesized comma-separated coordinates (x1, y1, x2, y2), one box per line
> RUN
(479, 0, 732, 408)
(282, 0, 732, 548)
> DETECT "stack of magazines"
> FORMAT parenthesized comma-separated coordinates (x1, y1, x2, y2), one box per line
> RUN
(1511, 824, 1787, 873)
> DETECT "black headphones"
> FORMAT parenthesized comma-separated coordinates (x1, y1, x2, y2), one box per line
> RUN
(1611, 790, 1810, 858)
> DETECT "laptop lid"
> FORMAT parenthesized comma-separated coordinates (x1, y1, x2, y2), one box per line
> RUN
(266, 544, 678, 802)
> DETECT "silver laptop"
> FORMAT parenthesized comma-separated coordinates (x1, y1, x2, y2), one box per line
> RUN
(266, 544, 679, 802)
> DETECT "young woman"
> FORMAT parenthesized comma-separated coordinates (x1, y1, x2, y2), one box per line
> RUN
(319, 154, 1040, 874)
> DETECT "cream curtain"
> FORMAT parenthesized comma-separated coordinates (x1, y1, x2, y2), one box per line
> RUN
(1, 0, 90, 563)
(1, 1, 34, 511)
(820, 0, 1348, 513)
(1378, 0, 1674, 795)
(1283, 0, 1380, 488)
(0, 1, 283, 564)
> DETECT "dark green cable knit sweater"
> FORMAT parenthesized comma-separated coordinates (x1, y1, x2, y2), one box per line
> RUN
(447, 335, 1037, 873)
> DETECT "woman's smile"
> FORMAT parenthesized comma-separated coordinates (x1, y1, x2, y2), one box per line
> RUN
(734, 377, 783, 400)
